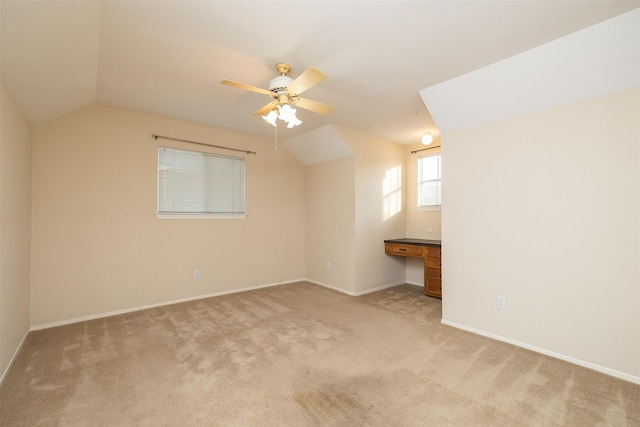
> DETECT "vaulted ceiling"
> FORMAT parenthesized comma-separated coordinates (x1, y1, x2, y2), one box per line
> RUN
(2, 1, 638, 145)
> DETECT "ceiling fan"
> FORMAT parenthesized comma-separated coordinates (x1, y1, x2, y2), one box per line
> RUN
(220, 63, 334, 128)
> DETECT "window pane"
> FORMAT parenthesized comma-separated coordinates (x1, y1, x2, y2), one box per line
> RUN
(420, 156, 439, 181)
(204, 156, 245, 213)
(158, 147, 245, 214)
(418, 154, 441, 207)
(420, 181, 441, 206)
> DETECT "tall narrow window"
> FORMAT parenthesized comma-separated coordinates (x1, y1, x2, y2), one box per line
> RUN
(418, 153, 441, 209)
(157, 147, 245, 218)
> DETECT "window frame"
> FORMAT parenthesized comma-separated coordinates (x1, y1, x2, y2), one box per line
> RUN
(417, 152, 441, 211)
(156, 146, 247, 220)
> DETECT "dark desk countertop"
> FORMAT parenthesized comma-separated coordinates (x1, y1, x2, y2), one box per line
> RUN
(384, 238, 441, 247)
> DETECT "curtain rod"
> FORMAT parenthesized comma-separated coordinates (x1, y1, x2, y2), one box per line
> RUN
(152, 134, 256, 155)
(411, 145, 440, 154)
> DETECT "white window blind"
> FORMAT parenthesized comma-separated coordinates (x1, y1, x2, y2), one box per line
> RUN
(418, 153, 441, 209)
(158, 147, 245, 215)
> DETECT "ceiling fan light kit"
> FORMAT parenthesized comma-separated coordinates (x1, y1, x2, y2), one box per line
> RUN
(262, 109, 278, 126)
(220, 63, 334, 129)
(262, 104, 301, 128)
(277, 104, 302, 128)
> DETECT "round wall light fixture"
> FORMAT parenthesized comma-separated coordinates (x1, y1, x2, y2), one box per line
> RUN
(421, 132, 433, 146)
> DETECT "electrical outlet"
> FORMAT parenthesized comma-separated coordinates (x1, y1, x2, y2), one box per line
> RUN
(194, 269, 200, 279)
(496, 296, 506, 310)
(326, 261, 331, 270)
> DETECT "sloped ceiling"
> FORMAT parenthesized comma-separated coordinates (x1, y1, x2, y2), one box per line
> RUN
(1, 1, 638, 149)
(420, 9, 640, 134)
(282, 125, 352, 166)
(1, 2, 101, 125)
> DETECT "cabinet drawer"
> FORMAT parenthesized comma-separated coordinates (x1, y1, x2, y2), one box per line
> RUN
(385, 243, 423, 257)
(426, 256, 441, 268)
(426, 246, 441, 257)
(427, 267, 441, 279)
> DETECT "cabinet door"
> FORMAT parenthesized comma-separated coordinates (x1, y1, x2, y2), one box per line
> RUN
(426, 278, 442, 296)
(424, 246, 442, 298)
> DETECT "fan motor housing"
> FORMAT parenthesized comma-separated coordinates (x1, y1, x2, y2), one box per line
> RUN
(268, 75, 293, 93)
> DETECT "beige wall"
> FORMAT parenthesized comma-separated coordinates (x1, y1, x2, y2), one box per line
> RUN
(31, 105, 306, 327)
(305, 156, 356, 293)
(405, 143, 441, 285)
(304, 127, 407, 295)
(0, 82, 32, 380)
(335, 126, 407, 294)
(442, 88, 640, 380)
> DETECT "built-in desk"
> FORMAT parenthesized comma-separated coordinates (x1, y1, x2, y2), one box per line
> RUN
(384, 238, 441, 298)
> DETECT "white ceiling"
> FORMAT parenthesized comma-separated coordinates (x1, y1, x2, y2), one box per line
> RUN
(2, 1, 638, 145)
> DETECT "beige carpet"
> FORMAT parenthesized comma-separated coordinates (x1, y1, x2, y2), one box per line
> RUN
(1, 282, 639, 426)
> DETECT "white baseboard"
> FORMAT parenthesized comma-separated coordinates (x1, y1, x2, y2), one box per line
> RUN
(0, 329, 29, 386)
(31, 278, 306, 331)
(32, 279, 422, 331)
(441, 319, 640, 385)
(33, 278, 415, 331)
(354, 281, 407, 296)
(305, 279, 410, 296)
(304, 279, 356, 296)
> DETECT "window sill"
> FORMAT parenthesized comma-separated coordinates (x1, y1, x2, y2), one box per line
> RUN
(417, 205, 441, 212)
(155, 213, 247, 220)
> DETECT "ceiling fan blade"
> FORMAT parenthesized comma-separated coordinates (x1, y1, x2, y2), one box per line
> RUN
(252, 100, 279, 116)
(220, 79, 276, 98)
(285, 67, 326, 96)
(291, 97, 334, 115)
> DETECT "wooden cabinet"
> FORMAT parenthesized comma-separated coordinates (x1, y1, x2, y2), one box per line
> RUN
(424, 246, 442, 297)
(384, 239, 442, 298)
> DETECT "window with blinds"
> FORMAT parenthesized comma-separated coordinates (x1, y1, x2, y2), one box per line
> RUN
(157, 147, 245, 217)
